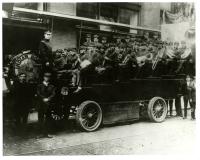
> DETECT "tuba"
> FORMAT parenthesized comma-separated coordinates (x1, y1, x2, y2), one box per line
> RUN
(136, 53, 153, 67)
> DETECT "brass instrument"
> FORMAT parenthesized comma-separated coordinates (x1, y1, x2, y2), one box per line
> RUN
(152, 48, 165, 70)
(136, 53, 153, 67)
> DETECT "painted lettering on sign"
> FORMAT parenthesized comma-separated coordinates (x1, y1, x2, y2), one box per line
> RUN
(12, 52, 40, 82)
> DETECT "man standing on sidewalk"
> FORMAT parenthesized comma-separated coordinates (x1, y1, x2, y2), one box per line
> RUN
(188, 76, 196, 120)
(182, 75, 190, 119)
(37, 72, 56, 138)
(12, 73, 31, 128)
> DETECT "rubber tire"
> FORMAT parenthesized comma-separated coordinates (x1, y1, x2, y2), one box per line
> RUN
(76, 100, 102, 132)
(147, 97, 167, 123)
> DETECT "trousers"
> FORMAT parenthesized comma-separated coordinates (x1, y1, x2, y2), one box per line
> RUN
(38, 102, 52, 135)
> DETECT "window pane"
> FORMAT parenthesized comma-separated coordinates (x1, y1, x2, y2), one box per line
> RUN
(100, 4, 118, 22)
(77, 3, 98, 19)
(14, 3, 38, 10)
(119, 8, 138, 25)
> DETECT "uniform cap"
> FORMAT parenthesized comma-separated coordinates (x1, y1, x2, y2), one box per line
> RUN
(125, 35, 131, 39)
(181, 41, 186, 44)
(18, 72, 26, 77)
(44, 72, 52, 77)
(174, 41, 179, 45)
(56, 49, 64, 53)
(44, 30, 52, 34)
(86, 34, 91, 38)
(80, 45, 86, 49)
(113, 35, 120, 39)
(93, 34, 99, 38)
(102, 36, 107, 40)
(131, 34, 136, 38)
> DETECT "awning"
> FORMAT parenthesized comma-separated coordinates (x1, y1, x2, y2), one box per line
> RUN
(3, 18, 47, 30)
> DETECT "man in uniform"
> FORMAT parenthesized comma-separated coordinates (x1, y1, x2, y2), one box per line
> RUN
(175, 41, 191, 74)
(93, 34, 102, 49)
(98, 36, 109, 56)
(53, 49, 67, 71)
(123, 35, 133, 58)
(181, 75, 190, 119)
(83, 34, 94, 48)
(101, 36, 109, 48)
(169, 41, 180, 75)
(37, 72, 56, 138)
(101, 47, 118, 82)
(183, 75, 196, 120)
(67, 48, 81, 86)
(135, 39, 153, 78)
(130, 34, 136, 43)
(124, 35, 132, 47)
(38, 30, 53, 72)
(114, 35, 124, 49)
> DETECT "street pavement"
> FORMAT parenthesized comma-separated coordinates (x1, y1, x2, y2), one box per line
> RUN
(3, 115, 196, 155)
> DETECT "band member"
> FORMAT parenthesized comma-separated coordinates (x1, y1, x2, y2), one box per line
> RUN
(12, 73, 31, 128)
(130, 35, 136, 46)
(38, 30, 53, 71)
(98, 36, 108, 55)
(175, 41, 191, 74)
(37, 72, 56, 138)
(93, 34, 102, 49)
(67, 49, 80, 86)
(101, 47, 118, 82)
(135, 41, 153, 78)
(118, 49, 137, 81)
(163, 42, 176, 75)
(101, 36, 109, 48)
(114, 35, 124, 49)
(124, 35, 132, 49)
(152, 42, 166, 76)
(83, 34, 93, 47)
(74, 47, 94, 92)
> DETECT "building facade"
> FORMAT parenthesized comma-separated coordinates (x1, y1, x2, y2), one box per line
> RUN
(3, 2, 172, 56)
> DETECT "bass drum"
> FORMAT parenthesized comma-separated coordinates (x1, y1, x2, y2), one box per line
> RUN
(10, 50, 41, 82)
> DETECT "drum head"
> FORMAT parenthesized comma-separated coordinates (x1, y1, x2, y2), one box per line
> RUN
(11, 51, 41, 82)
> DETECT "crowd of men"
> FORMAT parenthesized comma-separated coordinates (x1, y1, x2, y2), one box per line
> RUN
(50, 32, 195, 87)
(3, 30, 196, 138)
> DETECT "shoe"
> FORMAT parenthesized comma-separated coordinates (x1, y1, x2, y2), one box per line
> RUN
(45, 134, 53, 138)
(176, 114, 183, 117)
(37, 134, 53, 139)
(36, 135, 45, 139)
